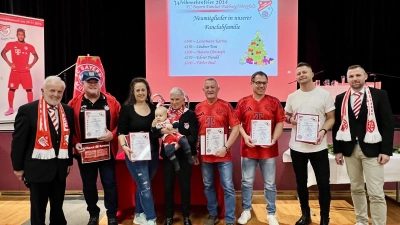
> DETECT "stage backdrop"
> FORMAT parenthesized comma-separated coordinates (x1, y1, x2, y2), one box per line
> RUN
(146, 0, 298, 102)
(0, 13, 45, 130)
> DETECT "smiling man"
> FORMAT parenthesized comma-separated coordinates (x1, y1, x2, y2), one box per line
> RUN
(284, 62, 335, 225)
(1, 28, 39, 116)
(332, 65, 394, 225)
(234, 71, 285, 225)
(68, 71, 121, 225)
(11, 76, 74, 225)
(195, 78, 240, 225)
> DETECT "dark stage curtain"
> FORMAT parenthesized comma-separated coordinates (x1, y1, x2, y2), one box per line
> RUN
(1, 0, 399, 113)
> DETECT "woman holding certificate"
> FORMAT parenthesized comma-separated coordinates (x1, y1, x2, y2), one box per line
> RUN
(152, 87, 199, 225)
(117, 77, 160, 225)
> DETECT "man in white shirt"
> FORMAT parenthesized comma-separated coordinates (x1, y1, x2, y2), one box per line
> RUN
(285, 62, 335, 225)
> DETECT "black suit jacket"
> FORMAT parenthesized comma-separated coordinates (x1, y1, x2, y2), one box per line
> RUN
(332, 87, 394, 157)
(11, 100, 75, 183)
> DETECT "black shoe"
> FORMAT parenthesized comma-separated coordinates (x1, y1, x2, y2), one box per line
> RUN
(108, 217, 118, 225)
(295, 214, 311, 225)
(165, 217, 173, 225)
(184, 217, 192, 225)
(87, 216, 99, 225)
(320, 217, 329, 225)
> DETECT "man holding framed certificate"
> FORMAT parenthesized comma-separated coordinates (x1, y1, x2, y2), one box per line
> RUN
(234, 71, 285, 225)
(195, 78, 240, 225)
(284, 62, 335, 225)
(68, 71, 121, 225)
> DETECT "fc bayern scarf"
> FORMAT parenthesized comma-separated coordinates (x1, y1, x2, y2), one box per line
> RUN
(32, 97, 70, 159)
(335, 86, 382, 143)
(167, 104, 188, 122)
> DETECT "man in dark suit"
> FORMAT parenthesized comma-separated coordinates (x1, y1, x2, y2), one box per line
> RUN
(11, 76, 74, 225)
(332, 65, 394, 225)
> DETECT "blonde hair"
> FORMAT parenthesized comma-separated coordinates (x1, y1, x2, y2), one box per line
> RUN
(155, 106, 168, 115)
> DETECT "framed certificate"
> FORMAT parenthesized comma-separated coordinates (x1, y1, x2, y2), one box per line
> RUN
(84, 110, 107, 139)
(251, 120, 272, 145)
(81, 141, 110, 164)
(201, 127, 225, 155)
(126, 132, 151, 161)
(295, 113, 320, 143)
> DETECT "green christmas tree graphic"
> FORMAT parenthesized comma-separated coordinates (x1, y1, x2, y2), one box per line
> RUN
(240, 31, 274, 66)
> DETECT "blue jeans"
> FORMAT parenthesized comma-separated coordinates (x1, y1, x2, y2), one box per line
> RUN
(201, 161, 235, 223)
(241, 157, 277, 215)
(125, 151, 159, 220)
(76, 155, 118, 218)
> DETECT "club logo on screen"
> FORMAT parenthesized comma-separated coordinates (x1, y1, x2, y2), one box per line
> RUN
(0, 24, 11, 36)
(258, 0, 273, 19)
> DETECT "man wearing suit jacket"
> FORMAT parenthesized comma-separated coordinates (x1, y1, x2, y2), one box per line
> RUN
(332, 65, 394, 225)
(11, 76, 74, 225)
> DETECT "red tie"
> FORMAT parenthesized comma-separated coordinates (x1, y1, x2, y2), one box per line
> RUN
(48, 107, 59, 133)
(353, 92, 362, 118)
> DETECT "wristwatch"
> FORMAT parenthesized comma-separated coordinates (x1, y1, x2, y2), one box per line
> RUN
(319, 129, 327, 136)
(224, 145, 230, 153)
(121, 143, 128, 147)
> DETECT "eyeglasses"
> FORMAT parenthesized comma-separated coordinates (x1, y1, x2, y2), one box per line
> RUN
(252, 81, 268, 86)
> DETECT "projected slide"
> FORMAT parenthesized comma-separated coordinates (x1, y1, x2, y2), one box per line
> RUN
(146, 0, 298, 102)
(169, 0, 277, 76)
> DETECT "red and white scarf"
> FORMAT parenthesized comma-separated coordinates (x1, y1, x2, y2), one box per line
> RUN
(32, 97, 70, 159)
(336, 86, 382, 143)
(167, 105, 188, 122)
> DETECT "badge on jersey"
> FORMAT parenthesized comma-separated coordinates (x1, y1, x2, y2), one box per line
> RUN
(184, 122, 189, 129)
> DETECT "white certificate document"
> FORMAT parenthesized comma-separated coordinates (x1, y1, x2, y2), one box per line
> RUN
(295, 113, 320, 143)
(84, 110, 107, 139)
(204, 127, 225, 155)
(129, 132, 151, 161)
(251, 120, 272, 145)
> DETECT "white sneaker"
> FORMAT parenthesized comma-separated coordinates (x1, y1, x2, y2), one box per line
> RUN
(268, 214, 279, 225)
(237, 210, 251, 224)
(147, 219, 156, 225)
(133, 213, 147, 225)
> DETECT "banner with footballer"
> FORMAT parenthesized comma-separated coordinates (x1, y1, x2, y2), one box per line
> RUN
(0, 13, 45, 127)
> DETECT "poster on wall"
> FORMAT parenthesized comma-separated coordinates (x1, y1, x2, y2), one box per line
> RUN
(0, 13, 45, 129)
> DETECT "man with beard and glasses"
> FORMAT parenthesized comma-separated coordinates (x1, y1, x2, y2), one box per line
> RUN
(235, 71, 285, 225)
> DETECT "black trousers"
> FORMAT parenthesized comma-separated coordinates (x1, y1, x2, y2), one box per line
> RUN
(163, 153, 193, 217)
(290, 148, 331, 218)
(30, 176, 67, 225)
(77, 155, 118, 218)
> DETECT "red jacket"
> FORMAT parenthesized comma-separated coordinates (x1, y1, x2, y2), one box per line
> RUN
(68, 92, 121, 157)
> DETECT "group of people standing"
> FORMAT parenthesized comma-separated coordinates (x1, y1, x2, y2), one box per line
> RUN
(10, 62, 393, 225)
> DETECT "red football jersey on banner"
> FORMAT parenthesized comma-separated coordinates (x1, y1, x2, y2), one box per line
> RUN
(4, 41, 36, 72)
(235, 95, 285, 159)
(195, 99, 240, 163)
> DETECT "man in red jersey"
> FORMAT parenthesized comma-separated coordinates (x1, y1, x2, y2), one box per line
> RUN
(1, 28, 39, 116)
(195, 78, 240, 225)
(234, 71, 285, 225)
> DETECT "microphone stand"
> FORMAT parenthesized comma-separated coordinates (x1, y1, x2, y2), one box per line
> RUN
(53, 63, 76, 102)
(368, 72, 400, 88)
